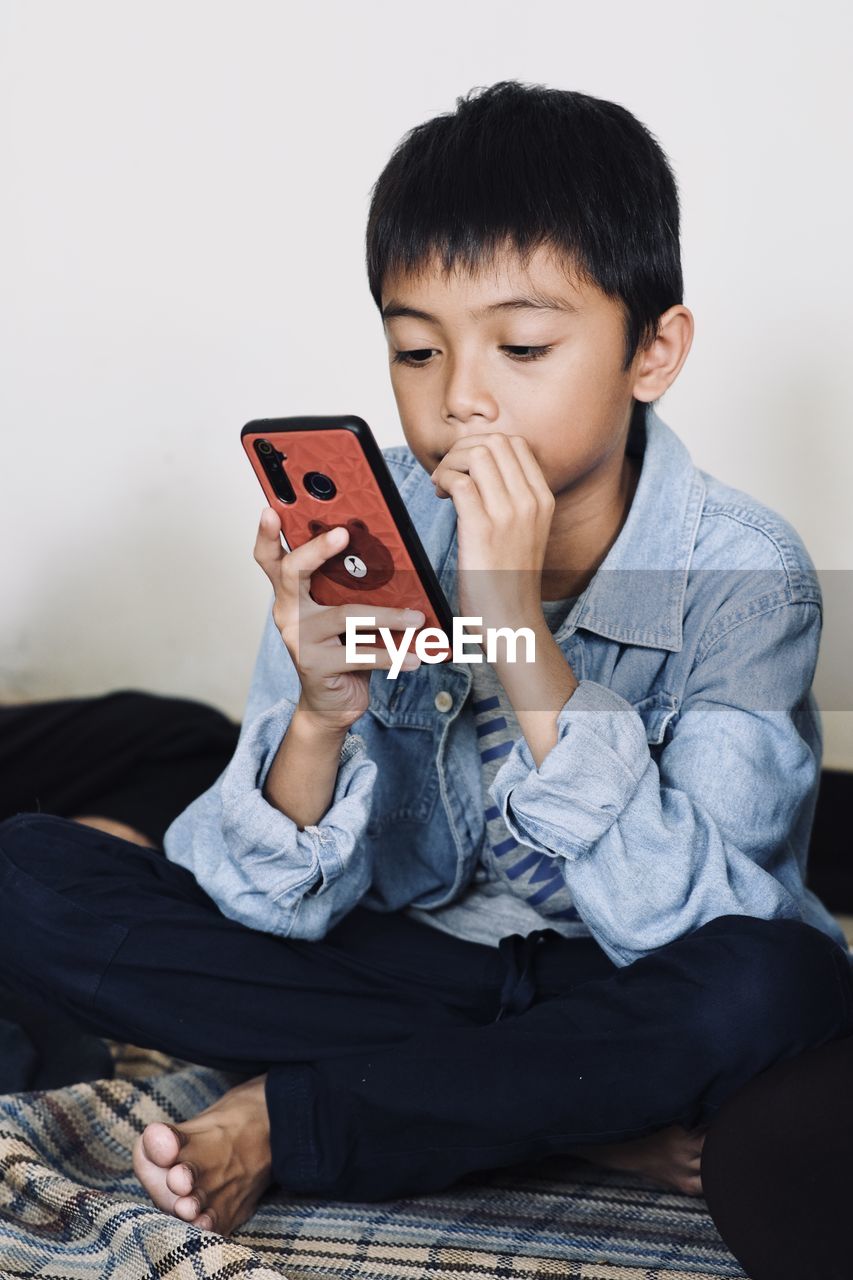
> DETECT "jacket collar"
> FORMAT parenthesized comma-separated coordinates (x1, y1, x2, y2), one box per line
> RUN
(403, 403, 705, 655)
(568, 404, 706, 651)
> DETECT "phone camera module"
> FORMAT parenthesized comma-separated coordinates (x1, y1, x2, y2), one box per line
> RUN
(254, 438, 296, 504)
(304, 471, 337, 501)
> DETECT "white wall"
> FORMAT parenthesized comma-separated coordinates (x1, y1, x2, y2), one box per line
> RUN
(2, 0, 852, 764)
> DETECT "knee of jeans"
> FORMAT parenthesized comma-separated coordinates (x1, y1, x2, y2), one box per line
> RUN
(0, 812, 94, 890)
(691, 914, 853, 1053)
(0, 810, 68, 837)
(0, 812, 47, 863)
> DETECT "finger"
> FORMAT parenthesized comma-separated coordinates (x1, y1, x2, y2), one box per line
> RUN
(432, 432, 525, 480)
(335, 604, 426, 630)
(309, 645, 422, 676)
(438, 430, 550, 509)
(431, 431, 504, 462)
(472, 433, 532, 498)
(272, 526, 352, 610)
(286, 524, 350, 581)
(430, 468, 488, 525)
(296, 605, 425, 651)
(506, 435, 556, 507)
(455, 442, 514, 518)
(252, 507, 288, 584)
(433, 440, 509, 504)
(435, 436, 544, 526)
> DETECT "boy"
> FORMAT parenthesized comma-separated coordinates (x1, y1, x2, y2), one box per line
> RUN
(0, 81, 851, 1238)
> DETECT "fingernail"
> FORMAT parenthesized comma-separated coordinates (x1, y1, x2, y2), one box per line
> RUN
(404, 610, 424, 623)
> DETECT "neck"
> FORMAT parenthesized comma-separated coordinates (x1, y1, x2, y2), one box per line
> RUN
(540, 438, 640, 601)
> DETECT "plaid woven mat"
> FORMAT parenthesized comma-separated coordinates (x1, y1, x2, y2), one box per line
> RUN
(0, 1045, 747, 1280)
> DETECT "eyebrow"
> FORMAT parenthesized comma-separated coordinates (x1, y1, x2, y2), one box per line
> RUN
(381, 292, 581, 324)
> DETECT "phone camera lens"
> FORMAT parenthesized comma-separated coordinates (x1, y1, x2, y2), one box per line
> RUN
(256, 439, 274, 456)
(304, 471, 336, 501)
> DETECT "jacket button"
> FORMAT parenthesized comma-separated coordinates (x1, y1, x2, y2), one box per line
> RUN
(434, 690, 454, 713)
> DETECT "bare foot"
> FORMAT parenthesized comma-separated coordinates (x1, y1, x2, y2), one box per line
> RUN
(570, 1123, 707, 1196)
(72, 814, 158, 849)
(132, 1075, 273, 1235)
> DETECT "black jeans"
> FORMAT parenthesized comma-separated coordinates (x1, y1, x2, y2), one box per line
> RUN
(701, 1032, 853, 1280)
(0, 690, 240, 1091)
(0, 689, 240, 846)
(0, 810, 851, 1204)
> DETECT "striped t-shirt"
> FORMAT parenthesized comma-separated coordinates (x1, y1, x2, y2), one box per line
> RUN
(406, 594, 591, 947)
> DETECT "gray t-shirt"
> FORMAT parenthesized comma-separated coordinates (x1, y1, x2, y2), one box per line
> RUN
(406, 594, 591, 947)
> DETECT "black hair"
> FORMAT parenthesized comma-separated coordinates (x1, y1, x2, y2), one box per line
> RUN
(365, 80, 683, 372)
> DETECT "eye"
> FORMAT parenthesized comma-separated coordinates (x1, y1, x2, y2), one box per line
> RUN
(503, 345, 553, 362)
(391, 345, 553, 368)
(391, 349, 435, 366)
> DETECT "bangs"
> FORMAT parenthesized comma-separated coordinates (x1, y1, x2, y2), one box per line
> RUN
(366, 82, 683, 371)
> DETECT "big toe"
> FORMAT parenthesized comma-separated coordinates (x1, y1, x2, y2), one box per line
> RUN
(133, 1132, 180, 1217)
(141, 1121, 185, 1168)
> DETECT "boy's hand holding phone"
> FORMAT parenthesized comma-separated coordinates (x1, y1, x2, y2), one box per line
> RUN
(254, 507, 423, 733)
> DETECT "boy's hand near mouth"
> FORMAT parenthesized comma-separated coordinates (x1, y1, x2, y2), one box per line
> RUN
(430, 431, 555, 633)
(430, 431, 578, 766)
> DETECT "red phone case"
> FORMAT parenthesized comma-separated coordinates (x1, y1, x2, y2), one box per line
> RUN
(242, 416, 454, 662)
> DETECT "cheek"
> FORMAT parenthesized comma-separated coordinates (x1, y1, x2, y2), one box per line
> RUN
(390, 383, 434, 466)
(389, 371, 426, 422)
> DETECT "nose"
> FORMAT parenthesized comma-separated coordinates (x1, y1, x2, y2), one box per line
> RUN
(442, 352, 498, 425)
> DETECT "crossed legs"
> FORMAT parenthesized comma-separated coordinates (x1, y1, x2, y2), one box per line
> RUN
(1, 812, 850, 1234)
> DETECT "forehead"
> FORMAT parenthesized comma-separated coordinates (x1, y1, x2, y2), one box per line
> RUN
(380, 242, 592, 319)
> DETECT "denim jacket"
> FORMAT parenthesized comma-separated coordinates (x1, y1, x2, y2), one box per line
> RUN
(164, 406, 848, 965)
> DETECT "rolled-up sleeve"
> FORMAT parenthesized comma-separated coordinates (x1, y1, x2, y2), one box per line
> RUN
(489, 601, 834, 966)
(163, 600, 377, 939)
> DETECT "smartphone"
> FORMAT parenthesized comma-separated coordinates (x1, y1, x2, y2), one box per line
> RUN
(241, 415, 454, 662)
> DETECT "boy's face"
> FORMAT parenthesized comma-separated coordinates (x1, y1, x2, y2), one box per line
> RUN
(381, 241, 643, 499)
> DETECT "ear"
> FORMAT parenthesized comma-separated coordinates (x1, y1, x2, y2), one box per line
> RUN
(308, 520, 330, 536)
(348, 519, 367, 532)
(631, 305, 694, 403)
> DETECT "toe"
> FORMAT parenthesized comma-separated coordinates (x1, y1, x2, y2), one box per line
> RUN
(166, 1162, 198, 1197)
(173, 1193, 205, 1222)
(142, 1121, 186, 1168)
(195, 1210, 217, 1233)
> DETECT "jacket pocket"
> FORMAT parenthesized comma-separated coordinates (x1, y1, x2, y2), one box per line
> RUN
(362, 719, 441, 835)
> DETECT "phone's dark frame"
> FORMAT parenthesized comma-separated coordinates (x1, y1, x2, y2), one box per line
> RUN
(242, 415, 455, 636)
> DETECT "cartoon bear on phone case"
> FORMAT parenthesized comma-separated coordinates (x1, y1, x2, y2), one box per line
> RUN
(308, 518, 395, 589)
